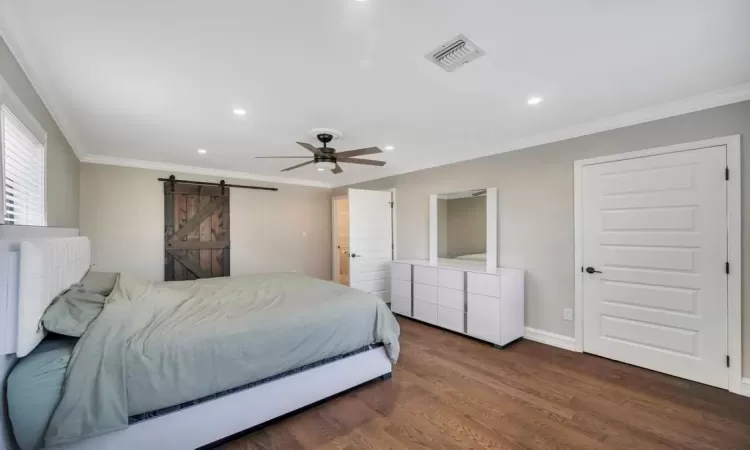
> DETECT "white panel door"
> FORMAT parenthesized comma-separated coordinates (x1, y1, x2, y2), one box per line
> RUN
(582, 146, 728, 388)
(348, 189, 392, 300)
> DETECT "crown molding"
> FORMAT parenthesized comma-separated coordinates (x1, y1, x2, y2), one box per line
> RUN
(330, 82, 750, 187)
(3, 2, 749, 184)
(82, 154, 332, 188)
(0, 7, 87, 160)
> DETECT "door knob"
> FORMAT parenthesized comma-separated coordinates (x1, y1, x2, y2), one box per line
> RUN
(350, 253, 360, 258)
(585, 266, 602, 274)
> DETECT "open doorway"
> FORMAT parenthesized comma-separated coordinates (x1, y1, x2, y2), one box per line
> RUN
(332, 189, 396, 299)
(332, 196, 350, 285)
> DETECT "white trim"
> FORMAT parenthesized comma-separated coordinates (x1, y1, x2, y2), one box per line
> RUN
(329, 82, 750, 188)
(573, 135, 742, 394)
(573, 160, 584, 352)
(83, 154, 331, 188)
(726, 135, 742, 394)
(61, 347, 392, 449)
(739, 378, 750, 397)
(523, 327, 576, 352)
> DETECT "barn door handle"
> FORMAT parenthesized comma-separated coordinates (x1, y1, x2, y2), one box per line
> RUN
(585, 266, 602, 274)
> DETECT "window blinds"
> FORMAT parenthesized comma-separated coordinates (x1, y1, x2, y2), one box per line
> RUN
(2, 105, 45, 226)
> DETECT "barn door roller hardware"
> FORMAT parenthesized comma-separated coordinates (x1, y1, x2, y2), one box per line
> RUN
(159, 175, 278, 192)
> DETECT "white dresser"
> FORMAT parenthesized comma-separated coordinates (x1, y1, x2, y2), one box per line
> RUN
(390, 259, 524, 348)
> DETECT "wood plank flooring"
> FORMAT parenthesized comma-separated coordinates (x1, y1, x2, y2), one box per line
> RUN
(220, 317, 750, 450)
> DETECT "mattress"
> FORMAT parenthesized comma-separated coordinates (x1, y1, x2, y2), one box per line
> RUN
(45, 273, 399, 447)
(454, 253, 487, 261)
(6, 335, 382, 450)
(6, 336, 77, 450)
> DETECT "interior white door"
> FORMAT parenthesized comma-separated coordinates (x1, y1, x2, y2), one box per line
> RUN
(348, 189, 392, 300)
(582, 146, 728, 388)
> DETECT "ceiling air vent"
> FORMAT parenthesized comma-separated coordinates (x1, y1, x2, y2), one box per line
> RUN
(426, 34, 485, 72)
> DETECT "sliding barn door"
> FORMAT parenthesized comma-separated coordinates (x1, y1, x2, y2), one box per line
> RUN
(164, 182, 230, 281)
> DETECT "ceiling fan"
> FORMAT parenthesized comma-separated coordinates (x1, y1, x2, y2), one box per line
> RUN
(255, 133, 386, 174)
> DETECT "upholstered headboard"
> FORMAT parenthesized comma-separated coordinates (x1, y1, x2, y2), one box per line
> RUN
(16, 237, 90, 356)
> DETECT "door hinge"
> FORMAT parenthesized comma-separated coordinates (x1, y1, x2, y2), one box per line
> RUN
(389, 201, 394, 208)
(725, 167, 729, 181)
(727, 355, 730, 367)
(726, 262, 730, 274)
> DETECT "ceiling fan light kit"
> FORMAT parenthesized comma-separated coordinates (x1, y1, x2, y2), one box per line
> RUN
(255, 130, 386, 175)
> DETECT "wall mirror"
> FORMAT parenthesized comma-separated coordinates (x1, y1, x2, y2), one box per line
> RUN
(429, 188, 497, 272)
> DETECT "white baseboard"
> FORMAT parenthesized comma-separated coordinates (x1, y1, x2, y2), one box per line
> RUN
(739, 378, 750, 397)
(523, 327, 576, 352)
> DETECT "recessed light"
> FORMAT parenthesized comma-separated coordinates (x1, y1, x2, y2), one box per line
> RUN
(384, 145, 395, 152)
(317, 167, 325, 172)
(527, 96, 543, 105)
(232, 108, 247, 116)
(197, 148, 207, 154)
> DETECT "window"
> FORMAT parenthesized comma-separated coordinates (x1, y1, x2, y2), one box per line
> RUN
(1, 104, 46, 226)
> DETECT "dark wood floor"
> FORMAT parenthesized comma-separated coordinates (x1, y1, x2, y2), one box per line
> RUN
(221, 318, 750, 450)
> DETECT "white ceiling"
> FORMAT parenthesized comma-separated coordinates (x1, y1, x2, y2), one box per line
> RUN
(2, 0, 750, 187)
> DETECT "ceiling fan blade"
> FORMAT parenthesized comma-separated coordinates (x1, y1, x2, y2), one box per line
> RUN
(331, 163, 343, 174)
(338, 157, 386, 167)
(296, 142, 320, 154)
(334, 147, 382, 158)
(281, 160, 314, 172)
(255, 156, 311, 159)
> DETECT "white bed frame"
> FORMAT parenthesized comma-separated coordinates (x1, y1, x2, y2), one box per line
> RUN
(3, 237, 392, 450)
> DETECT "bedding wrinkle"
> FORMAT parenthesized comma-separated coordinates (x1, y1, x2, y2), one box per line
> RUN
(43, 273, 400, 447)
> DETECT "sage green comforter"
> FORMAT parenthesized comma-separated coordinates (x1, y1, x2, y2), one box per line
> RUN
(44, 273, 400, 447)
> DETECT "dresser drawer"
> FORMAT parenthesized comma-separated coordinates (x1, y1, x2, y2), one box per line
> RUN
(438, 268, 464, 290)
(438, 306, 465, 333)
(467, 272, 501, 298)
(413, 266, 438, 286)
(390, 279, 411, 299)
(467, 293, 500, 343)
(438, 287, 464, 311)
(413, 300, 438, 325)
(391, 295, 411, 316)
(390, 263, 412, 282)
(413, 283, 438, 304)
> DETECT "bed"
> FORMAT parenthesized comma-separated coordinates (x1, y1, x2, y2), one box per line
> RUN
(3, 237, 400, 449)
(454, 253, 487, 262)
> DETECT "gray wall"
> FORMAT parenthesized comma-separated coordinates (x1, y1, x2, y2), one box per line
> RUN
(0, 36, 79, 227)
(446, 196, 486, 258)
(335, 100, 750, 374)
(0, 36, 79, 450)
(80, 163, 332, 282)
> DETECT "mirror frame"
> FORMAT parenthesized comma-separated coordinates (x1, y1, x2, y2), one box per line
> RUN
(429, 187, 497, 272)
